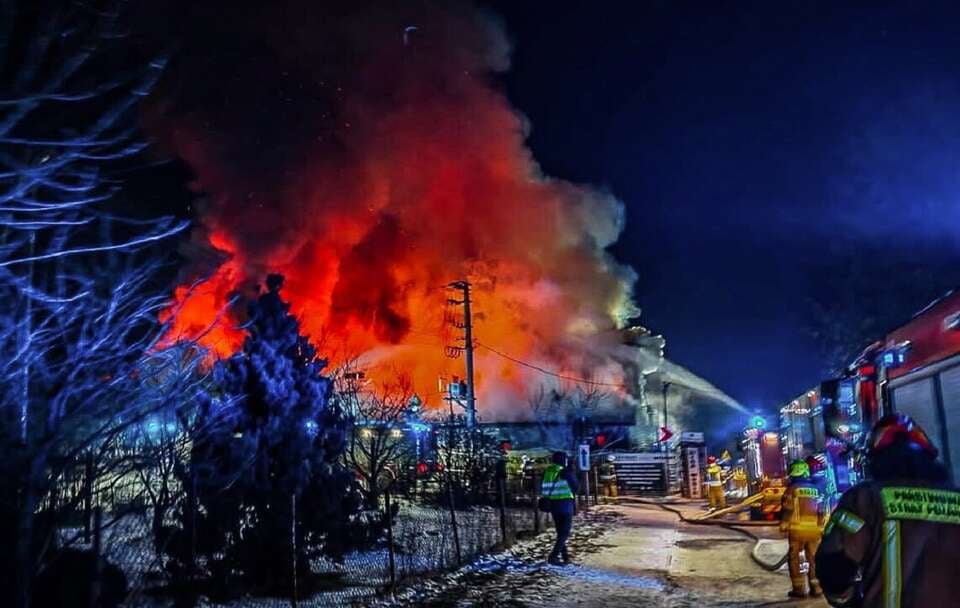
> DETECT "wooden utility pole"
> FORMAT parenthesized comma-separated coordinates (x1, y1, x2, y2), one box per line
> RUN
(447, 281, 477, 427)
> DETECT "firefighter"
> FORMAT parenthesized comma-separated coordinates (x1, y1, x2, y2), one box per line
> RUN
(733, 464, 749, 498)
(816, 414, 960, 607)
(599, 454, 619, 503)
(706, 455, 726, 509)
(781, 459, 825, 598)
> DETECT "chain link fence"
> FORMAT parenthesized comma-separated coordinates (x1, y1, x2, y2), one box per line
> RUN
(41, 436, 550, 607)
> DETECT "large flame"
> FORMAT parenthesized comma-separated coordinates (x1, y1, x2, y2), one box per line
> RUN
(152, 1, 639, 418)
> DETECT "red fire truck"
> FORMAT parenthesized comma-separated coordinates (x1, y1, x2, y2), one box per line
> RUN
(874, 289, 960, 482)
(810, 289, 960, 484)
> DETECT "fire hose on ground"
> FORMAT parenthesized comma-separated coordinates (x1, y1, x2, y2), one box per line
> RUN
(627, 496, 790, 572)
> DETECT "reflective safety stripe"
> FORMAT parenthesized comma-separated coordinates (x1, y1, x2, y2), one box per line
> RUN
(881, 486, 960, 525)
(882, 520, 902, 608)
(542, 466, 574, 500)
(795, 487, 820, 498)
(543, 479, 573, 498)
(829, 509, 865, 534)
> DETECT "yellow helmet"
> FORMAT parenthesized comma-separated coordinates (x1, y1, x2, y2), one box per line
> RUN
(788, 459, 810, 478)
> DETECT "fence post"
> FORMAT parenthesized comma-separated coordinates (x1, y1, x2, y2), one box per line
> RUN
(447, 481, 462, 566)
(385, 486, 396, 592)
(580, 470, 589, 512)
(83, 451, 94, 543)
(291, 493, 298, 608)
(497, 476, 509, 548)
(189, 469, 197, 581)
(89, 507, 102, 608)
(592, 467, 600, 506)
(532, 474, 541, 535)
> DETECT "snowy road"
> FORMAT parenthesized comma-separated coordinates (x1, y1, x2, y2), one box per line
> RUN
(378, 500, 830, 608)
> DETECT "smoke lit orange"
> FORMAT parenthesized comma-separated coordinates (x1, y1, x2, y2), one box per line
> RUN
(153, 1, 638, 418)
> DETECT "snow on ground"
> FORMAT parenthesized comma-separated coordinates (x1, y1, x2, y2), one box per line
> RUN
(110, 504, 540, 607)
(103, 498, 832, 607)
(372, 500, 831, 608)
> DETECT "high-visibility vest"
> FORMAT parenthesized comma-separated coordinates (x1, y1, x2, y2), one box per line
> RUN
(542, 464, 574, 500)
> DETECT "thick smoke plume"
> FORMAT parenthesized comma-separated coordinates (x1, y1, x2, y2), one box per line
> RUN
(151, 1, 640, 417)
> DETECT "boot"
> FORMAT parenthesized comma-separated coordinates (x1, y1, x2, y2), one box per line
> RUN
(789, 577, 808, 599)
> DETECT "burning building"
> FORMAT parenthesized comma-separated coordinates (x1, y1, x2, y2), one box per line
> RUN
(148, 0, 743, 438)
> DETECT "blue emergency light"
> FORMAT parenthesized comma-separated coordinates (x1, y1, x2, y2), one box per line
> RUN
(750, 415, 766, 430)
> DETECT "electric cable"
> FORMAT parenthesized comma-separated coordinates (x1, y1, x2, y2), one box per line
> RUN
(475, 341, 626, 389)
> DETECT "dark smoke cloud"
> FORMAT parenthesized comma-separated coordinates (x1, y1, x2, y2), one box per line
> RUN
(147, 0, 643, 416)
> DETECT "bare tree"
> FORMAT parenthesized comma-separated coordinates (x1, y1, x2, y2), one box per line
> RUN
(804, 244, 960, 375)
(527, 383, 610, 452)
(434, 416, 504, 508)
(339, 366, 417, 510)
(0, 2, 200, 605)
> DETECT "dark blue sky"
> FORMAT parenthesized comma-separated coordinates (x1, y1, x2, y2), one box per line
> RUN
(486, 1, 960, 409)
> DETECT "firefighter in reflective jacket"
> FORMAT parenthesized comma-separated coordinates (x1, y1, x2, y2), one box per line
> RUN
(781, 459, 825, 598)
(706, 456, 726, 509)
(542, 451, 579, 564)
(599, 455, 619, 502)
(816, 414, 960, 608)
(733, 465, 749, 498)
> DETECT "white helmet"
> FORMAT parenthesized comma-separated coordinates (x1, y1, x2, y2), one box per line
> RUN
(606, 455, 616, 463)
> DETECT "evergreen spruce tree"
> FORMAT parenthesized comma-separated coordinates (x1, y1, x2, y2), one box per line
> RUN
(165, 275, 373, 596)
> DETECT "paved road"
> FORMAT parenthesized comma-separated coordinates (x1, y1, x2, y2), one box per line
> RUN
(381, 500, 830, 608)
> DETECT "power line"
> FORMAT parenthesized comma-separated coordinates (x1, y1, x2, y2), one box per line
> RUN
(476, 341, 626, 389)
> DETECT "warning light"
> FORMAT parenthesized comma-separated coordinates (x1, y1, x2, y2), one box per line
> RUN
(595, 434, 607, 447)
(750, 416, 767, 430)
(416, 462, 429, 476)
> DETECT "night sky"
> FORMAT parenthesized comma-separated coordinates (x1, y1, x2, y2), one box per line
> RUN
(485, 1, 960, 410)
(135, 1, 960, 414)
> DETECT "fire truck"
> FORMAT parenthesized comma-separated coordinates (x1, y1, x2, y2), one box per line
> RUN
(869, 289, 960, 483)
(740, 420, 787, 519)
(784, 289, 960, 486)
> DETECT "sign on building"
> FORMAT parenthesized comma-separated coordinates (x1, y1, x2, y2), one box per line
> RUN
(681, 446, 704, 499)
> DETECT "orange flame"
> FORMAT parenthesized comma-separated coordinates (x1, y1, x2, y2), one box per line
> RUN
(154, 2, 637, 417)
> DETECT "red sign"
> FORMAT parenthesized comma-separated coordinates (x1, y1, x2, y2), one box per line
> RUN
(659, 426, 674, 443)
